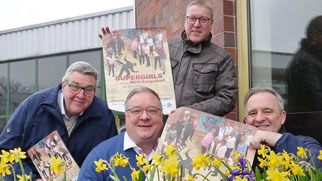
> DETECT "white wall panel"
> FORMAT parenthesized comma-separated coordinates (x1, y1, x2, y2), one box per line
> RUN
(0, 6, 134, 61)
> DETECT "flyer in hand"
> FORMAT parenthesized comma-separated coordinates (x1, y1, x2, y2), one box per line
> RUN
(27, 131, 79, 181)
(156, 107, 258, 180)
(102, 27, 176, 114)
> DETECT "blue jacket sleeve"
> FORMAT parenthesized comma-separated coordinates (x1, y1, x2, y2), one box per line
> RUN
(275, 133, 322, 169)
(0, 99, 41, 180)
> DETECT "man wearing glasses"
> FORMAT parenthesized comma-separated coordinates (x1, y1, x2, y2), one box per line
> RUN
(78, 86, 164, 180)
(169, 0, 237, 116)
(0, 61, 117, 180)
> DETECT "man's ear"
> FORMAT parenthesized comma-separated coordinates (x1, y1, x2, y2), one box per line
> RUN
(243, 116, 247, 124)
(280, 110, 287, 125)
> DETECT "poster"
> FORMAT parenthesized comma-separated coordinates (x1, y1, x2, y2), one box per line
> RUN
(102, 28, 176, 114)
(156, 107, 258, 180)
(27, 131, 79, 181)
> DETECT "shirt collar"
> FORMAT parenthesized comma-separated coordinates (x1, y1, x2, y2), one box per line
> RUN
(123, 132, 157, 161)
(58, 91, 83, 120)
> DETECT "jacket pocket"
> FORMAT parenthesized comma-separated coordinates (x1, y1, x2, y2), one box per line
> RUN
(193, 63, 218, 93)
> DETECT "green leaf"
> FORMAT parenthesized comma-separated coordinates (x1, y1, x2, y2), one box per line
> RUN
(109, 175, 121, 181)
(255, 167, 262, 181)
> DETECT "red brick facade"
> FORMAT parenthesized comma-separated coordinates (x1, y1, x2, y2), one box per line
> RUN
(135, 0, 237, 120)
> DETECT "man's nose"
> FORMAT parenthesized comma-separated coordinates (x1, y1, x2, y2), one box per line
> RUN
(193, 19, 201, 26)
(139, 110, 150, 120)
(76, 89, 86, 98)
(254, 112, 265, 122)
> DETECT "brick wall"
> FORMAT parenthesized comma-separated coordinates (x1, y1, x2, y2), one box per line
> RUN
(135, 0, 238, 120)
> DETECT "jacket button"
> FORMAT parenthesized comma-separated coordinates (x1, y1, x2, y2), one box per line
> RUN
(6, 127, 11, 133)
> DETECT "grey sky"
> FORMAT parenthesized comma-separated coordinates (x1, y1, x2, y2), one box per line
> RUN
(0, 0, 133, 31)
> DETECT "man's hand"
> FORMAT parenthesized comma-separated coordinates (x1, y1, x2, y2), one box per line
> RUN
(98, 26, 115, 48)
(251, 130, 282, 149)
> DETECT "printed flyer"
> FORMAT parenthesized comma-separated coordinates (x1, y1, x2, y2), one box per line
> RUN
(102, 27, 176, 114)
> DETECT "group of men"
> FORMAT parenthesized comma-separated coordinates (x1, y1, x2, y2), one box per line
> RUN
(0, 0, 321, 180)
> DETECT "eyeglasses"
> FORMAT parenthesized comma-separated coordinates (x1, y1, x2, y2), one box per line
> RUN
(186, 16, 212, 25)
(67, 83, 95, 96)
(126, 107, 161, 116)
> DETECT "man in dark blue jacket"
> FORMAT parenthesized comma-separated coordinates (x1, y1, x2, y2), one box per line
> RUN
(243, 87, 322, 171)
(0, 61, 117, 180)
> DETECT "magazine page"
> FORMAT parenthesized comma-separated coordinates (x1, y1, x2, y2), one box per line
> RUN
(102, 27, 176, 114)
(27, 131, 79, 181)
(155, 107, 258, 180)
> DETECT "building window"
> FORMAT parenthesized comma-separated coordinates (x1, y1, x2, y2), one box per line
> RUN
(38, 56, 67, 90)
(249, 0, 322, 111)
(9, 60, 36, 114)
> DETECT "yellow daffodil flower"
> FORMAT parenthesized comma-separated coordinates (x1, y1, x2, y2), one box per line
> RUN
(94, 159, 108, 173)
(266, 168, 290, 181)
(142, 163, 151, 172)
(266, 151, 283, 169)
(10, 148, 26, 160)
(131, 168, 140, 180)
(296, 147, 307, 159)
(211, 157, 221, 167)
(0, 161, 11, 176)
(17, 174, 31, 181)
(165, 143, 176, 157)
(136, 154, 147, 167)
(50, 156, 66, 175)
(152, 152, 163, 166)
(186, 173, 195, 181)
(318, 150, 322, 161)
(290, 161, 305, 176)
(257, 145, 268, 158)
(0, 150, 14, 164)
(191, 152, 207, 170)
(234, 176, 248, 181)
(159, 155, 179, 177)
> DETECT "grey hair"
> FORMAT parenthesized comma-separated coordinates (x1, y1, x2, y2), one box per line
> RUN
(186, 0, 214, 19)
(124, 86, 162, 112)
(244, 87, 284, 115)
(62, 61, 98, 87)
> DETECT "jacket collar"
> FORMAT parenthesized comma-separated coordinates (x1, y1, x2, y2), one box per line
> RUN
(181, 30, 212, 54)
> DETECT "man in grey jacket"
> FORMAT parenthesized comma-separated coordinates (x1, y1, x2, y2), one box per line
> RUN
(169, 0, 237, 116)
(99, 0, 237, 116)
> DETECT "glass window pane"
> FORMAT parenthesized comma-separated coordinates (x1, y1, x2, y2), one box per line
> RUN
(69, 50, 102, 97)
(249, 0, 322, 112)
(10, 60, 35, 113)
(0, 118, 7, 134)
(0, 63, 8, 115)
(38, 56, 66, 90)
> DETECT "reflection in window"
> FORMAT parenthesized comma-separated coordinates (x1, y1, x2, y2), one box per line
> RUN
(249, 0, 322, 111)
(10, 60, 35, 113)
(38, 56, 66, 90)
(69, 51, 102, 97)
(0, 63, 7, 115)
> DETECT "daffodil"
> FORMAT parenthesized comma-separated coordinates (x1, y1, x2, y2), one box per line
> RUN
(165, 143, 176, 157)
(10, 148, 26, 161)
(257, 157, 268, 168)
(266, 151, 283, 169)
(142, 163, 151, 172)
(234, 176, 248, 181)
(50, 156, 66, 175)
(0, 150, 14, 164)
(94, 159, 108, 173)
(191, 152, 207, 170)
(211, 157, 221, 167)
(296, 147, 307, 159)
(136, 154, 147, 167)
(266, 168, 290, 181)
(290, 161, 305, 176)
(114, 153, 129, 167)
(257, 145, 268, 158)
(318, 150, 322, 161)
(0, 161, 11, 176)
(17, 174, 31, 181)
(159, 154, 179, 177)
(131, 168, 140, 180)
(152, 152, 163, 166)
(186, 173, 195, 181)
